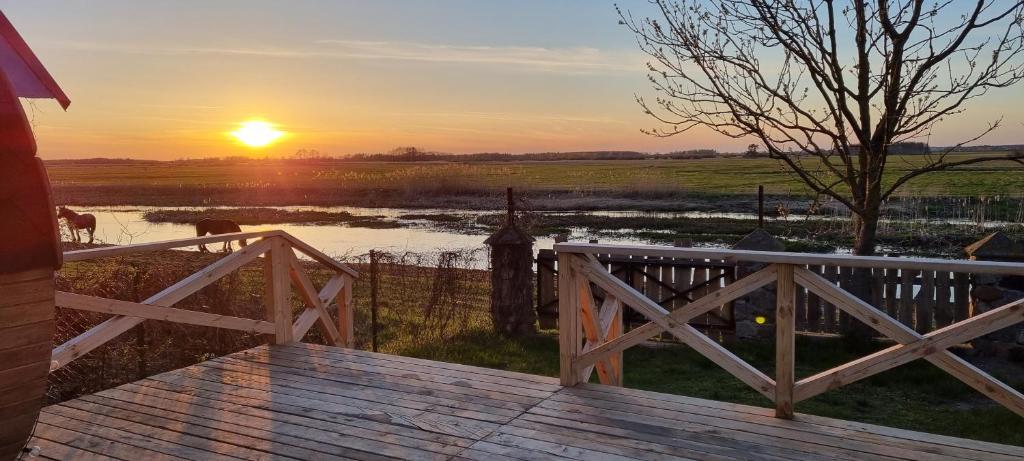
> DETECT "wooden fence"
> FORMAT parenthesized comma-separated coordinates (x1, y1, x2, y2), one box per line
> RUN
(51, 230, 358, 372)
(537, 249, 735, 331)
(538, 249, 975, 335)
(554, 242, 1024, 419)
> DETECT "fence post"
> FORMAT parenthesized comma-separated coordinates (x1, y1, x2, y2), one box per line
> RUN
(370, 250, 380, 352)
(536, 249, 558, 329)
(264, 236, 294, 344)
(775, 263, 796, 419)
(339, 273, 355, 348)
(558, 250, 581, 387)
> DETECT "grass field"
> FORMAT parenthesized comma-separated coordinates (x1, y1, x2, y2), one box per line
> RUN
(45, 154, 1024, 210)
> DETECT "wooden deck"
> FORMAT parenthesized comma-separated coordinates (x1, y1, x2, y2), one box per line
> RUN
(28, 343, 1024, 461)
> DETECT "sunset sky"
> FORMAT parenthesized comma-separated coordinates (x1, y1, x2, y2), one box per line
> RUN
(4, 1, 1024, 160)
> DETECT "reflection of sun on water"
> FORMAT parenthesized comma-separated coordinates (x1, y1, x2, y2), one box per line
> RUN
(231, 120, 284, 148)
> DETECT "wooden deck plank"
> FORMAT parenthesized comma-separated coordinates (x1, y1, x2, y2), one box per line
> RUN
(46, 401, 302, 461)
(108, 381, 475, 451)
(26, 436, 121, 461)
(35, 415, 211, 461)
(29, 422, 185, 461)
(71, 395, 364, 461)
(564, 384, 1022, 461)
(227, 350, 546, 407)
(191, 358, 525, 420)
(537, 396, 902, 461)
(494, 423, 725, 461)
(197, 357, 527, 417)
(509, 413, 781, 461)
(544, 389, 991, 461)
(142, 369, 501, 440)
(279, 342, 563, 392)
(524, 404, 851, 461)
(250, 346, 556, 399)
(196, 354, 528, 415)
(291, 343, 561, 385)
(34, 343, 1024, 461)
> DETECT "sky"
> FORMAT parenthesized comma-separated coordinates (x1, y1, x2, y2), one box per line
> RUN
(3, 1, 1023, 160)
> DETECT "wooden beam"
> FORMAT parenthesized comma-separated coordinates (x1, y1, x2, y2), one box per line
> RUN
(317, 275, 345, 306)
(291, 308, 320, 341)
(337, 274, 355, 348)
(554, 242, 1024, 276)
(558, 251, 581, 386)
(51, 238, 274, 371)
(264, 237, 294, 344)
(775, 264, 796, 419)
(56, 292, 275, 334)
(576, 276, 620, 385)
(63, 230, 284, 262)
(794, 267, 1024, 416)
(572, 256, 776, 399)
(278, 232, 359, 277)
(575, 263, 778, 370)
(287, 252, 342, 346)
(796, 277, 1024, 401)
(597, 296, 623, 386)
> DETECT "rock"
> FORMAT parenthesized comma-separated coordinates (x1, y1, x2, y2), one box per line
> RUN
(965, 232, 1024, 260)
(972, 285, 1006, 303)
(733, 228, 786, 252)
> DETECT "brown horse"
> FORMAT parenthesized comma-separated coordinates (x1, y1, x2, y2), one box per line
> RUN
(196, 218, 247, 253)
(57, 206, 96, 243)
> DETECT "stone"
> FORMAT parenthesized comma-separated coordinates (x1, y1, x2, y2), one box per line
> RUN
(733, 228, 786, 252)
(731, 229, 784, 340)
(972, 284, 1007, 303)
(965, 231, 1024, 260)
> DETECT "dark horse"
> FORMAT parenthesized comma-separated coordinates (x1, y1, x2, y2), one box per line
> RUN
(196, 218, 247, 253)
(57, 206, 96, 243)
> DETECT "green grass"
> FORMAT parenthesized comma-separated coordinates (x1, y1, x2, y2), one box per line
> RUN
(45, 155, 1024, 209)
(398, 330, 1024, 446)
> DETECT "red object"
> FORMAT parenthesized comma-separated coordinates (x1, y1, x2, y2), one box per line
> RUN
(0, 10, 69, 273)
(0, 12, 69, 109)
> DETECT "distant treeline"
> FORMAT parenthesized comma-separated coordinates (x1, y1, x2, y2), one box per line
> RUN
(43, 143, 1021, 166)
(43, 148, 733, 165)
(318, 146, 727, 162)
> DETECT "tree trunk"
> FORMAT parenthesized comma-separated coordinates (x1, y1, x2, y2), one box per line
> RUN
(852, 212, 879, 256)
(846, 211, 881, 347)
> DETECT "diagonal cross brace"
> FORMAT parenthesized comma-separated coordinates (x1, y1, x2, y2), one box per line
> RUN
(571, 254, 779, 399)
(579, 280, 623, 385)
(794, 267, 1024, 417)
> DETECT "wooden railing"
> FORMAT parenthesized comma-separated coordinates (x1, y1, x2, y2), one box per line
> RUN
(554, 242, 1024, 419)
(51, 230, 358, 372)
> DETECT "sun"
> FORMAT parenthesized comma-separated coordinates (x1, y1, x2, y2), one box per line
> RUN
(231, 120, 284, 148)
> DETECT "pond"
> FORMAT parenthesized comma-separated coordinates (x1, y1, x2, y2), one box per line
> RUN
(66, 205, 1021, 266)
(67, 206, 657, 267)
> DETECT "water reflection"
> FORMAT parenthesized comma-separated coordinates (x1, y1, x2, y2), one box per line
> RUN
(73, 206, 647, 268)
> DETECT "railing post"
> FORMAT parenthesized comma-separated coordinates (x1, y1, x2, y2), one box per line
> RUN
(264, 236, 294, 344)
(338, 273, 355, 348)
(775, 263, 796, 419)
(558, 251, 581, 386)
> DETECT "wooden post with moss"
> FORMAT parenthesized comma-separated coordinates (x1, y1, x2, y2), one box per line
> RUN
(485, 188, 537, 336)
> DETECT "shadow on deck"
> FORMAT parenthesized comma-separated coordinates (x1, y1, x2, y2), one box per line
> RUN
(30, 343, 1024, 461)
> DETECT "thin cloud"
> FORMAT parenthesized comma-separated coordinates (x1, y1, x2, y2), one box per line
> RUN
(314, 39, 643, 73)
(50, 39, 644, 74)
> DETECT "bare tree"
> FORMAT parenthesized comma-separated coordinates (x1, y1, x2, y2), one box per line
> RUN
(621, 0, 1024, 255)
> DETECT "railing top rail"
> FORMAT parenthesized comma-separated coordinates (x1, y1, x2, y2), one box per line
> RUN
(554, 242, 1024, 275)
(62, 229, 358, 277)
